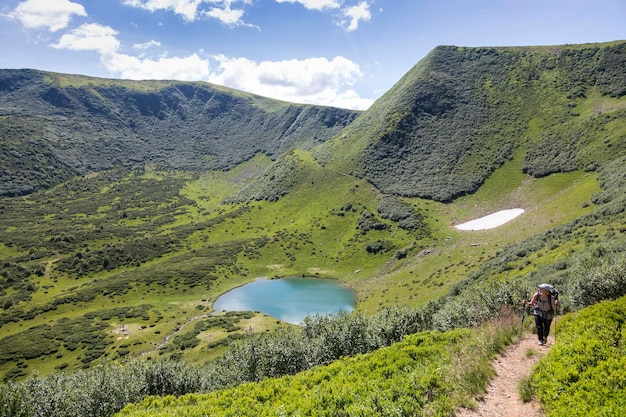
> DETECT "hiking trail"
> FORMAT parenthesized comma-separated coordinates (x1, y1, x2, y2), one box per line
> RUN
(455, 333, 552, 417)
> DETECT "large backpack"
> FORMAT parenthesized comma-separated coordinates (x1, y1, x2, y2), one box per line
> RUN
(534, 284, 558, 319)
(538, 283, 559, 300)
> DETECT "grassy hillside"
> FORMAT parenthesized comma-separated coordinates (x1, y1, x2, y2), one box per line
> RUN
(0, 70, 359, 197)
(0, 151, 430, 379)
(318, 41, 626, 202)
(115, 319, 517, 417)
(0, 40, 625, 416)
(531, 295, 626, 416)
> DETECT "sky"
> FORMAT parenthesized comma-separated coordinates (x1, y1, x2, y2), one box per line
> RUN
(1, 1, 625, 110)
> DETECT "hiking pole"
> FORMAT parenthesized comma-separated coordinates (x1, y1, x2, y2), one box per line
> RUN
(519, 296, 527, 342)
(554, 304, 558, 341)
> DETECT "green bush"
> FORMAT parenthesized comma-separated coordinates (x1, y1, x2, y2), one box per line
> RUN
(117, 325, 516, 417)
(570, 249, 626, 308)
(531, 296, 626, 416)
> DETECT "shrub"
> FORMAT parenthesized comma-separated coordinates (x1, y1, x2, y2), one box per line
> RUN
(569, 250, 626, 308)
(531, 296, 626, 416)
(356, 211, 387, 232)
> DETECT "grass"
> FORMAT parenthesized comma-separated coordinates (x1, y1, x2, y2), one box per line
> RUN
(354, 158, 601, 311)
(6, 149, 591, 380)
(116, 313, 519, 417)
(518, 375, 534, 402)
(1, 42, 624, 386)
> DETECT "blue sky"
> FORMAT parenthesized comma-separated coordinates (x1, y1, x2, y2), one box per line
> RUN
(1, 0, 625, 110)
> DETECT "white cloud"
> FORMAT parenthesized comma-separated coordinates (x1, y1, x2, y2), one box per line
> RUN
(209, 55, 372, 109)
(49, 22, 210, 80)
(275, 0, 372, 32)
(122, 0, 254, 25)
(52, 23, 120, 54)
(49, 22, 209, 81)
(8, 0, 87, 32)
(204, 4, 245, 26)
(274, 0, 340, 11)
(122, 0, 203, 22)
(103, 53, 211, 81)
(342, 1, 371, 32)
(134, 40, 162, 50)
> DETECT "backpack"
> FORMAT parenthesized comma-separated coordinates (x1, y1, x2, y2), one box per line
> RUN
(538, 283, 559, 300)
(534, 284, 558, 319)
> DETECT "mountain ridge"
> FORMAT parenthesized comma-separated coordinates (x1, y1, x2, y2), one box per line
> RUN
(317, 40, 626, 201)
(0, 69, 359, 196)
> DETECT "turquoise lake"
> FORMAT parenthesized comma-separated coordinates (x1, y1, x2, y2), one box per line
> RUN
(213, 277, 356, 324)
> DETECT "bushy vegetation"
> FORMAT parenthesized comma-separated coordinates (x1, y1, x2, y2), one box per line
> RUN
(0, 69, 359, 197)
(320, 42, 626, 202)
(0, 41, 624, 417)
(0, 360, 205, 417)
(117, 327, 508, 417)
(0, 312, 518, 417)
(1, 231, 624, 417)
(531, 296, 626, 416)
(376, 195, 427, 232)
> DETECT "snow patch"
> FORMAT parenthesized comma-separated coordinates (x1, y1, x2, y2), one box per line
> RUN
(454, 208, 525, 231)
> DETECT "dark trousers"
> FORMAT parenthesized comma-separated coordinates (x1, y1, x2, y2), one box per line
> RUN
(534, 314, 552, 341)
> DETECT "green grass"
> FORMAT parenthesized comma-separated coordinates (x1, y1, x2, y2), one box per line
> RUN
(1, 142, 607, 382)
(531, 296, 626, 416)
(116, 316, 518, 417)
(0, 152, 597, 380)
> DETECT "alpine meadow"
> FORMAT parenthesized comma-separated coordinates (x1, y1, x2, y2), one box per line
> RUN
(0, 41, 625, 417)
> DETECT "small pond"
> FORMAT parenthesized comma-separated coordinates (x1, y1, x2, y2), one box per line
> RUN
(213, 277, 355, 324)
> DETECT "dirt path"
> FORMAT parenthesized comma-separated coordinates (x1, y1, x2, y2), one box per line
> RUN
(455, 333, 552, 417)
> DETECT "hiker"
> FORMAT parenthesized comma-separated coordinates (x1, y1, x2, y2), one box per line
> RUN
(524, 284, 559, 345)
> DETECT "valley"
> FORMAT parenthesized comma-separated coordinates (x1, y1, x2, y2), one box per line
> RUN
(0, 40, 624, 416)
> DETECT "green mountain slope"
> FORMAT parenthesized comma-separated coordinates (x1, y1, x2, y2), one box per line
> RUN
(0, 70, 359, 196)
(318, 41, 626, 202)
(0, 40, 625, 417)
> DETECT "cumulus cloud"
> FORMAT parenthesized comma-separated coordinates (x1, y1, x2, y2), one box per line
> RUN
(52, 23, 120, 54)
(274, 0, 341, 11)
(342, 1, 371, 32)
(7, 0, 87, 32)
(122, 0, 203, 22)
(103, 53, 211, 81)
(209, 55, 372, 109)
(203, 4, 246, 27)
(122, 0, 253, 26)
(133, 40, 162, 50)
(49, 22, 209, 81)
(120, 0, 371, 30)
(275, 0, 372, 32)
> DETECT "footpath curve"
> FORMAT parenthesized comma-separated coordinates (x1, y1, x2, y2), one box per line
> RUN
(455, 333, 551, 417)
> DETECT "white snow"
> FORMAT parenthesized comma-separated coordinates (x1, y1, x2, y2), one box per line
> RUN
(454, 208, 525, 231)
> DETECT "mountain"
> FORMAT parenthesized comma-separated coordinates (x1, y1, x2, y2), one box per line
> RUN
(317, 41, 626, 201)
(0, 40, 624, 415)
(0, 70, 359, 196)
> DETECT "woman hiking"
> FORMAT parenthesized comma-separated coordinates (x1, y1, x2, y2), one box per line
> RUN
(524, 284, 559, 345)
